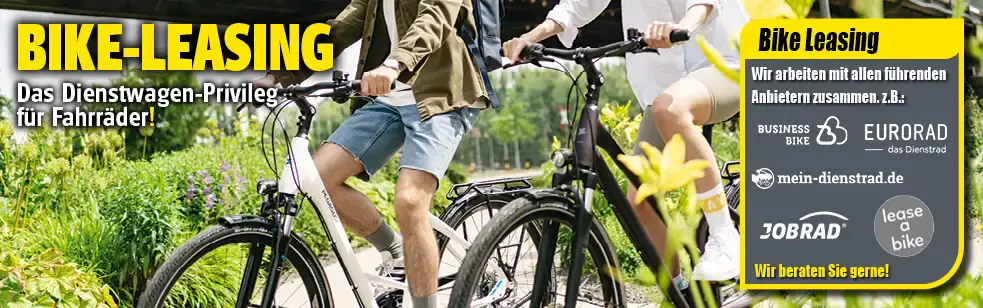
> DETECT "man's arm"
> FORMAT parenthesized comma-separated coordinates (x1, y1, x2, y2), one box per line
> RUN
(270, 0, 369, 86)
(386, 0, 465, 72)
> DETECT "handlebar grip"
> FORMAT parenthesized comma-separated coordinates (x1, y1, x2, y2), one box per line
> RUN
(669, 29, 690, 43)
(519, 44, 545, 60)
(288, 81, 338, 96)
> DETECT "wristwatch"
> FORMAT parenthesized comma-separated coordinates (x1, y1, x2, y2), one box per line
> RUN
(382, 59, 402, 71)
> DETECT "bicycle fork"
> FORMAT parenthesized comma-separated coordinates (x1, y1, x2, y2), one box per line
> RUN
(563, 174, 598, 308)
(235, 193, 299, 308)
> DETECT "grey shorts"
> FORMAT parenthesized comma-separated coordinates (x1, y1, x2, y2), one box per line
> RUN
(632, 66, 739, 155)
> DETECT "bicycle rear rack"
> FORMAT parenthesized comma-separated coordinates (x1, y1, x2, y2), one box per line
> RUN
(445, 177, 534, 201)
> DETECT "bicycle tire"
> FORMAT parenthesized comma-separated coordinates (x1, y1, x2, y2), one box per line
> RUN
(138, 220, 330, 308)
(436, 189, 519, 252)
(448, 195, 626, 308)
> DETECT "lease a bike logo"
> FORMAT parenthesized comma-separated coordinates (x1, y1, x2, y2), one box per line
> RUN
(760, 211, 848, 240)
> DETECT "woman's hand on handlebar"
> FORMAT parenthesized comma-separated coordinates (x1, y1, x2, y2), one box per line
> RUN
(643, 22, 688, 48)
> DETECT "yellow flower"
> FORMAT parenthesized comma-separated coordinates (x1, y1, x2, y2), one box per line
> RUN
(617, 152, 660, 204)
(601, 105, 616, 118)
(658, 134, 710, 191)
(618, 136, 711, 203)
(696, 36, 740, 84)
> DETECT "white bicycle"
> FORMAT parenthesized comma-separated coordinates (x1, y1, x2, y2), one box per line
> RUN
(137, 72, 532, 308)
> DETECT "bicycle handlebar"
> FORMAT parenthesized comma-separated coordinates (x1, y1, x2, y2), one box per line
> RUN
(508, 28, 690, 68)
(237, 71, 397, 112)
(282, 80, 362, 98)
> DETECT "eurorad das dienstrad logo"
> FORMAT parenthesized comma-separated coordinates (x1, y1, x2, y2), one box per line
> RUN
(760, 211, 848, 240)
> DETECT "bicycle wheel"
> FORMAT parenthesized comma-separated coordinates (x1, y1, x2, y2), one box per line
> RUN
(138, 219, 330, 308)
(448, 195, 625, 308)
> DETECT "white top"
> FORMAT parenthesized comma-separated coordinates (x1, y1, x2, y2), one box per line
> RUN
(546, 0, 748, 109)
(380, 0, 416, 107)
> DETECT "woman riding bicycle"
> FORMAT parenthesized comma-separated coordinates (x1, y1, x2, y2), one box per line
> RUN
(503, 0, 749, 290)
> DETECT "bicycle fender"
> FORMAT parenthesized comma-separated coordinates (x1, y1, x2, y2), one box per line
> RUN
(438, 187, 532, 221)
(216, 215, 273, 228)
(513, 188, 577, 207)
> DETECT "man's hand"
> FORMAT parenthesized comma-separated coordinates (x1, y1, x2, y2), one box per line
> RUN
(644, 21, 688, 49)
(252, 73, 278, 88)
(503, 37, 534, 63)
(361, 65, 399, 96)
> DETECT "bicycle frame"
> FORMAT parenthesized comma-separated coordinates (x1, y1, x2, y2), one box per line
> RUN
(532, 59, 696, 308)
(246, 96, 480, 308)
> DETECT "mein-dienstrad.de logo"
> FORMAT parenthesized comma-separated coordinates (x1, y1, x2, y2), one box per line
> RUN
(760, 211, 849, 240)
(751, 168, 775, 189)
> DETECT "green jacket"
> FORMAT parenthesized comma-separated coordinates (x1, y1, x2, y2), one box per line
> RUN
(272, 0, 489, 119)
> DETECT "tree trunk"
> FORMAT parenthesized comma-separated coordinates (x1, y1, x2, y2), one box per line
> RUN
(475, 136, 482, 170)
(513, 139, 520, 169)
(503, 142, 509, 169)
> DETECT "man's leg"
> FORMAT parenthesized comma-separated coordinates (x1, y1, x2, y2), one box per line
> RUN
(627, 109, 689, 289)
(393, 169, 441, 306)
(314, 102, 407, 258)
(396, 106, 480, 308)
(650, 67, 741, 281)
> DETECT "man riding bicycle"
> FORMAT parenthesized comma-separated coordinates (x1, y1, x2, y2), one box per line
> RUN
(252, 0, 489, 306)
(503, 0, 749, 290)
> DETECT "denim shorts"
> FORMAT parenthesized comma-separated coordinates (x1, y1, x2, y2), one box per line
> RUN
(327, 100, 481, 182)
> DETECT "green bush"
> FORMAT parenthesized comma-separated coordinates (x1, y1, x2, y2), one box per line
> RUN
(0, 249, 117, 308)
(446, 162, 470, 185)
(97, 162, 184, 303)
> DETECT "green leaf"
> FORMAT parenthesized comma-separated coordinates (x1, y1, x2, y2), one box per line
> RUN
(33, 294, 56, 307)
(50, 264, 78, 280)
(0, 276, 22, 293)
(36, 250, 60, 265)
(7, 297, 33, 308)
(1, 254, 22, 268)
(36, 278, 60, 299)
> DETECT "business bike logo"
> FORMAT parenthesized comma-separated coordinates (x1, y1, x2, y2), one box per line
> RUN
(760, 211, 849, 240)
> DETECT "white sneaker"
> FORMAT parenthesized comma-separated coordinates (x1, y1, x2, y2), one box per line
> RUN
(692, 226, 740, 281)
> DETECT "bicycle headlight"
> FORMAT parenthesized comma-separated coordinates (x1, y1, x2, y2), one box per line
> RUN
(551, 151, 567, 168)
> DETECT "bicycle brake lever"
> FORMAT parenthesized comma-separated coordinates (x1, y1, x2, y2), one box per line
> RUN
(236, 102, 247, 112)
(502, 60, 530, 69)
(637, 48, 660, 54)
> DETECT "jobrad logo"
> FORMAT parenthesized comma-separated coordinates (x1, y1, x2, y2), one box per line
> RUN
(760, 211, 849, 240)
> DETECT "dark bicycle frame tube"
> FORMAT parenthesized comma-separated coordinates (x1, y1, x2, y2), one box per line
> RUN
(550, 54, 694, 308)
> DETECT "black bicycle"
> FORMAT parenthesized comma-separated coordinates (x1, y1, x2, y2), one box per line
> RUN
(448, 28, 746, 308)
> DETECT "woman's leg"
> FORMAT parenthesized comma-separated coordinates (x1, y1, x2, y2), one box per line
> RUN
(628, 109, 686, 286)
(650, 67, 741, 281)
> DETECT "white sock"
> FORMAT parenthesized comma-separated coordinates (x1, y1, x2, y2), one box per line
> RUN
(672, 274, 689, 290)
(697, 184, 733, 229)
